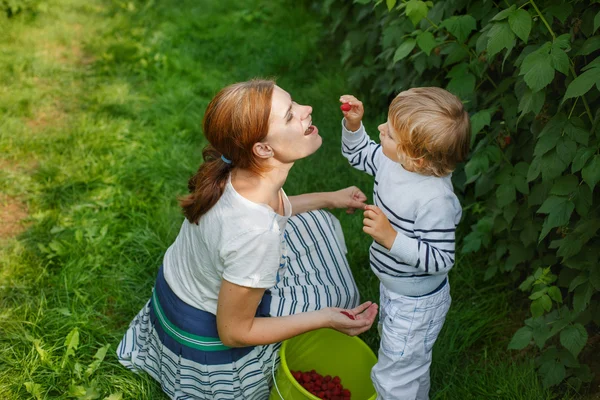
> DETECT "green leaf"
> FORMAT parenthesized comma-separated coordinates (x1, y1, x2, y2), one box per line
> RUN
(594, 11, 600, 34)
(550, 45, 569, 75)
(555, 137, 577, 165)
(553, 34, 571, 50)
(393, 39, 416, 63)
(563, 67, 600, 101)
(539, 359, 566, 387)
(105, 394, 123, 400)
(440, 15, 476, 44)
(560, 324, 588, 358)
(508, 326, 533, 350)
(547, 286, 563, 303)
(531, 297, 545, 317)
(484, 265, 497, 281)
(569, 273, 588, 292)
(64, 328, 79, 358)
(520, 224, 539, 247)
(573, 282, 593, 312)
(550, 175, 579, 196)
(491, 5, 515, 21)
(537, 196, 575, 241)
(574, 184, 592, 217)
(447, 73, 476, 99)
(582, 155, 600, 191)
(416, 31, 437, 56)
(527, 156, 541, 182)
(24, 382, 43, 400)
(405, 0, 428, 26)
(540, 150, 569, 182)
(546, 4, 573, 24)
(572, 148, 595, 172)
(540, 294, 552, 311)
(496, 183, 516, 207)
(508, 9, 531, 43)
(386, 0, 397, 11)
(487, 21, 515, 58)
(520, 48, 555, 92)
(470, 109, 492, 137)
(85, 344, 110, 378)
(518, 87, 545, 116)
(564, 121, 589, 146)
(534, 130, 561, 157)
(576, 36, 600, 56)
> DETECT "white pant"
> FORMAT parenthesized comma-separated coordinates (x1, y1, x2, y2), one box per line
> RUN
(371, 280, 451, 400)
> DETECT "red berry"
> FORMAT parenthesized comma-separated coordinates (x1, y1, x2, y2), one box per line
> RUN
(340, 103, 351, 112)
(332, 376, 341, 384)
(340, 311, 355, 320)
(324, 375, 332, 382)
(342, 389, 351, 397)
(318, 391, 326, 398)
(504, 136, 511, 145)
(303, 373, 311, 383)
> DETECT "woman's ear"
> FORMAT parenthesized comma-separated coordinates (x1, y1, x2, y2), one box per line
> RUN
(252, 142, 274, 159)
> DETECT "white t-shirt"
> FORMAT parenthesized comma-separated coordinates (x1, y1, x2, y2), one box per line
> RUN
(162, 176, 292, 314)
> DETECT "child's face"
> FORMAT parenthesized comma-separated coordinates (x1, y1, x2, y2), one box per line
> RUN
(377, 120, 401, 162)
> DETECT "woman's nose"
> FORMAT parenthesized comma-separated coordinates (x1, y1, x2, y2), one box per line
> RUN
(302, 105, 312, 118)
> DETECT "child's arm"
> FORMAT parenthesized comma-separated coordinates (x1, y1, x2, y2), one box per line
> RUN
(339, 95, 383, 177)
(363, 198, 459, 275)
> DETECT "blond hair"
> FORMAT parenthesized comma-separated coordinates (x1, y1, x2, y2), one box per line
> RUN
(389, 87, 471, 177)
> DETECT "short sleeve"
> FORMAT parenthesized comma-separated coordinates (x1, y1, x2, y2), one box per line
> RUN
(220, 230, 282, 288)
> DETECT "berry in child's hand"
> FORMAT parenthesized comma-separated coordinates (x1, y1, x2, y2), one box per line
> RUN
(340, 311, 355, 320)
(340, 103, 351, 112)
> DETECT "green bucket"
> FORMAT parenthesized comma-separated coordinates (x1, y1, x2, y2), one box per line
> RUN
(269, 329, 378, 400)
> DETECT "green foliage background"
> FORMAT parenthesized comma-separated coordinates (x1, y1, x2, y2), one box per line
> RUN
(309, 0, 600, 390)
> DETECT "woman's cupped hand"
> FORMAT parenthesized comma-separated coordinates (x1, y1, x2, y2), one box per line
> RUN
(322, 301, 378, 336)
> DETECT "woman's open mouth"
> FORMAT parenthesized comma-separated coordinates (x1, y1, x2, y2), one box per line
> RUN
(304, 125, 318, 135)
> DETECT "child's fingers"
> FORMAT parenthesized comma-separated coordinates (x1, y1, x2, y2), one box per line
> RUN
(363, 217, 376, 228)
(339, 95, 359, 104)
(365, 204, 382, 214)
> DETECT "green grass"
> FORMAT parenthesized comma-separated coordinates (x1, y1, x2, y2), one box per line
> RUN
(0, 0, 584, 398)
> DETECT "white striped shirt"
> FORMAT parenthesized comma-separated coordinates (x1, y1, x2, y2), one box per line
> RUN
(342, 121, 462, 293)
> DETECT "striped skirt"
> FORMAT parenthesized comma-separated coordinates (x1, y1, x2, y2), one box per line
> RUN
(117, 210, 360, 399)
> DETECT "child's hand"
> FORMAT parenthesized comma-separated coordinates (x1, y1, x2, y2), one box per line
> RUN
(363, 205, 397, 250)
(339, 95, 364, 132)
(329, 186, 367, 214)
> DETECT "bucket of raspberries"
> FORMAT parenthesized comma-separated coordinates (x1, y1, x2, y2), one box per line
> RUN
(268, 328, 377, 400)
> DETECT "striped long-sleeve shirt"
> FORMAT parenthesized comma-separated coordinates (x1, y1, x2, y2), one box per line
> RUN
(342, 121, 462, 295)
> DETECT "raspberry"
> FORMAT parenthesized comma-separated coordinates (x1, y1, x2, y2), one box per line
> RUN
(340, 103, 351, 112)
(504, 136, 511, 145)
(340, 311, 355, 320)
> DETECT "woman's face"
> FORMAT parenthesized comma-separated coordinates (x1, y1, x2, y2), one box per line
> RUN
(264, 86, 322, 163)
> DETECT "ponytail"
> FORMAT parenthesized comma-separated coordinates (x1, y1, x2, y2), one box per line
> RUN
(178, 79, 275, 224)
(179, 146, 232, 224)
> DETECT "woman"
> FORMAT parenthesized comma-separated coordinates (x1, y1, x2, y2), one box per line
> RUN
(117, 79, 378, 399)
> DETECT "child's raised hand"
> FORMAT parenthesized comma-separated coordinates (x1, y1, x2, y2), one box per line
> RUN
(339, 95, 364, 132)
(363, 205, 397, 250)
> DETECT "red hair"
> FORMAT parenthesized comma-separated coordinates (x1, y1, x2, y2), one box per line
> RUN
(179, 79, 275, 223)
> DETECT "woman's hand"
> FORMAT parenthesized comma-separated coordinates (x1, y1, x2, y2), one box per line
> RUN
(329, 186, 367, 214)
(322, 301, 379, 336)
(339, 95, 364, 132)
(363, 205, 397, 250)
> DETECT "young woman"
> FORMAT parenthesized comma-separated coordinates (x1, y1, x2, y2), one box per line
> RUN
(117, 79, 378, 399)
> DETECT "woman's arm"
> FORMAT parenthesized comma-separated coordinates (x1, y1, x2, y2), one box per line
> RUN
(288, 186, 367, 215)
(216, 279, 377, 347)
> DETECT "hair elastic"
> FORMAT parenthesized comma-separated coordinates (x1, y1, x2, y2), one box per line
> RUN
(221, 155, 232, 164)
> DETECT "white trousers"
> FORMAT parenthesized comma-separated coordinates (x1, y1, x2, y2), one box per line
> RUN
(371, 280, 451, 400)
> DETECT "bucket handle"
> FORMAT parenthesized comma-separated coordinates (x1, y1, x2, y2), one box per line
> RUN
(271, 349, 285, 399)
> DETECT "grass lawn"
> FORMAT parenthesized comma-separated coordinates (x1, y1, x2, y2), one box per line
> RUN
(0, 0, 583, 398)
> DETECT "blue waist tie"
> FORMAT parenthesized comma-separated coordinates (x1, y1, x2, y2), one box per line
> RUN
(149, 266, 272, 365)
